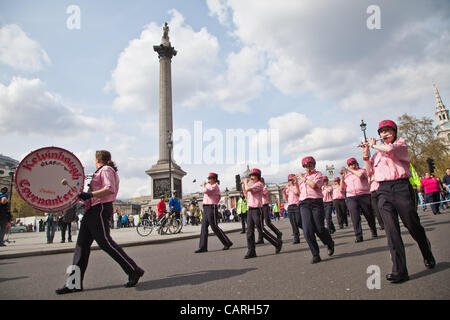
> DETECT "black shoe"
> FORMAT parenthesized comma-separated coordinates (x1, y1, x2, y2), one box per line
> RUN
(379, 227, 384, 231)
(339, 225, 343, 229)
(68, 239, 72, 242)
(327, 241, 335, 256)
(275, 241, 283, 254)
(355, 238, 363, 243)
(256, 240, 264, 245)
(125, 267, 145, 288)
(55, 286, 83, 295)
(424, 257, 436, 269)
(240, 231, 246, 234)
(223, 242, 233, 251)
(386, 273, 409, 283)
(292, 240, 300, 244)
(0, 243, 6, 247)
(372, 233, 378, 238)
(277, 232, 283, 240)
(244, 253, 257, 259)
(311, 255, 321, 264)
(195, 248, 208, 253)
(61, 240, 65, 243)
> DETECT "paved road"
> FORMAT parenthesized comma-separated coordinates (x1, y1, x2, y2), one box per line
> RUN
(0, 210, 449, 300)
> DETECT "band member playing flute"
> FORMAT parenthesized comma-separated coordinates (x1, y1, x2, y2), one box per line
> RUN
(322, 176, 336, 234)
(261, 177, 282, 240)
(362, 120, 435, 283)
(332, 177, 348, 229)
(298, 157, 334, 264)
(340, 157, 378, 243)
(282, 174, 302, 244)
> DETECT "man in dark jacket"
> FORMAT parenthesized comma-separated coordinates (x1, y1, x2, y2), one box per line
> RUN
(59, 205, 77, 243)
(0, 187, 12, 246)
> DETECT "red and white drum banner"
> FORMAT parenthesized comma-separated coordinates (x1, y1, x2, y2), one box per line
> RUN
(15, 147, 85, 213)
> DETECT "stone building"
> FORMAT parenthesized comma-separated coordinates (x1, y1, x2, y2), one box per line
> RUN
(434, 83, 450, 149)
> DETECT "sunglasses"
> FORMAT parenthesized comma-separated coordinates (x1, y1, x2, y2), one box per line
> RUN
(302, 162, 315, 168)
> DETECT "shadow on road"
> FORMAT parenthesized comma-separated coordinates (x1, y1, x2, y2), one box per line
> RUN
(329, 243, 414, 261)
(0, 276, 28, 283)
(136, 268, 257, 291)
(410, 262, 450, 281)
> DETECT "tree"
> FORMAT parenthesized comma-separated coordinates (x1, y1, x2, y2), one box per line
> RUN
(397, 114, 450, 178)
(10, 187, 44, 219)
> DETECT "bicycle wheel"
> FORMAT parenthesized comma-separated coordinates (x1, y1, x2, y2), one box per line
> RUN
(136, 219, 153, 237)
(166, 219, 180, 234)
(175, 219, 183, 233)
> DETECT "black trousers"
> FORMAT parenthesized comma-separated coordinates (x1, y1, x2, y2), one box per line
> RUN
(378, 179, 433, 274)
(323, 201, 336, 233)
(299, 198, 333, 257)
(199, 205, 232, 250)
(346, 194, 377, 241)
(261, 204, 282, 237)
(370, 191, 384, 229)
(333, 199, 348, 227)
(425, 192, 441, 214)
(240, 212, 247, 232)
(73, 202, 140, 284)
(288, 204, 302, 242)
(60, 222, 72, 241)
(246, 208, 281, 255)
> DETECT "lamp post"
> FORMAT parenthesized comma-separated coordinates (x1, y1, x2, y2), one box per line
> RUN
(167, 130, 173, 198)
(360, 120, 370, 157)
(8, 168, 16, 214)
(225, 187, 229, 209)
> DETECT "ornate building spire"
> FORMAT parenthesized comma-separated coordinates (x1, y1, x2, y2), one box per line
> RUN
(433, 83, 450, 149)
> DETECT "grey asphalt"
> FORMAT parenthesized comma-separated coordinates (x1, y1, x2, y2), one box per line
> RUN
(0, 210, 449, 300)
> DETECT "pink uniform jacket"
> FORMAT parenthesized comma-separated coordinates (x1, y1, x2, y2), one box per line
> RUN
(298, 170, 324, 201)
(344, 168, 370, 197)
(262, 186, 269, 205)
(247, 181, 264, 208)
(286, 184, 300, 206)
(89, 165, 119, 207)
(322, 185, 333, 203)
(370, 138, 411, 182)
(332, 184, 346, 200)
(203, 183, 221, 205)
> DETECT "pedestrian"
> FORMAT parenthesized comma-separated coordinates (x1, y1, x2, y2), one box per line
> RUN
(195, 173, 233, 253)
(420, 173, 443, 215)
(0, 187, 12, 247)
(297, 157, 335, 264)
(169, 191, 182, 219)
(60, 205, 77, 243)
(282, 174, 302, 244)
(362, 120, 436, 283)
(56, 150, 144, 294)
(261, 177, 282, 241)
(332, 177, 348, 229)
(321, 176, 336, 234)
(241, 169, 282, 259)
(45, 212, 56, 244)
(409, 163, 422, 211)
(341, 157, 378, 243)
(236, 192, 248, 234)
(181, 205, 187, 226)
(113, 209, 118, 229)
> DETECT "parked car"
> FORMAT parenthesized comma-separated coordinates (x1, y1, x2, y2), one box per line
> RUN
(10, 225, 27, 233)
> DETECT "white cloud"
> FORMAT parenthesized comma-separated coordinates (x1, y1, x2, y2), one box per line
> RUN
(0, 24, 51, 72)
(0, 77, 112, 136)
(206, 0, 231, 25)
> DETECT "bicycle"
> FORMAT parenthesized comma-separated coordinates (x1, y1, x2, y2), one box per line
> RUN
(136, 211, 181, 236)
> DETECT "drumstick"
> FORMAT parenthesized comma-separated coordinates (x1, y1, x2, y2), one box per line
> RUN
(357, 135, 392, 148)
(61, 179, 77, 192)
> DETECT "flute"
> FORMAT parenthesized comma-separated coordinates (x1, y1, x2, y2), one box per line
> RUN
(356, 135, 392, 148)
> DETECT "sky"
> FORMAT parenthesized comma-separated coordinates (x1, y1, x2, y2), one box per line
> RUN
(0, 0, 449, 199)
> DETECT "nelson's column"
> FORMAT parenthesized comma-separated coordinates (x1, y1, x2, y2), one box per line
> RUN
(146, 22, 186, 199)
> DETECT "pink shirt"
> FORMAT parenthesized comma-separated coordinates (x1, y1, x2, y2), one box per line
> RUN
(322, 185, 333, 203)
(247, 181, 264, 208)
(202, 183, 221, 205)
(89, 166, 119, 206)
(298, 170, 323, 201)
(370, 138, 411, 182)
(262, 186, 269, 205)
(285, 184, 300, 206)
(344, 168, 370, 197)
(332, 184, 346, 200)
(421, 178, 440, 194)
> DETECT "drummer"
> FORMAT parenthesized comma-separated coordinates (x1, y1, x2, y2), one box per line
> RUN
(56, 150, 144, 294)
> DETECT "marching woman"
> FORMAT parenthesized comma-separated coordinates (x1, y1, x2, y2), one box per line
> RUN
(195, 173, 233, 253)
(56, 150, 144, 294)
(260, 177, 283, 241)
(340, 158, 378, 243)
(282, 174, 302, 244)
(298, 157, 334, 264)
(322, 176, 336, 234)
(363, 120, 435, 283)
(332, 177, 348, 229)
(242, 168, 282, 259)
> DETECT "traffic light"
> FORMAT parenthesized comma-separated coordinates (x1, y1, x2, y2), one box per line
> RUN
(426, 158, 435, 174)
(235, 174, 242, 191)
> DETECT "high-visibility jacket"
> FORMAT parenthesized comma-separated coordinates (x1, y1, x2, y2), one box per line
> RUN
(409, 163, 421, 190)
(236, 198, 248, 215)
(273, 203, 280, 213)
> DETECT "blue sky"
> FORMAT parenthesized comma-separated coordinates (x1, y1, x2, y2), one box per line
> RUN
(1, 0, 449, 199)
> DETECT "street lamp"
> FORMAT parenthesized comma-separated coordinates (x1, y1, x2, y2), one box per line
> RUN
(8, 168, 16, 214)
(167, 130, 173, 198)
(360, 120, 370, 157)
(225, 187, 229, 209)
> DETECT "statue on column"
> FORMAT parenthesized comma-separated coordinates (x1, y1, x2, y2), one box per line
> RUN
(162, 22, 170, 46)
